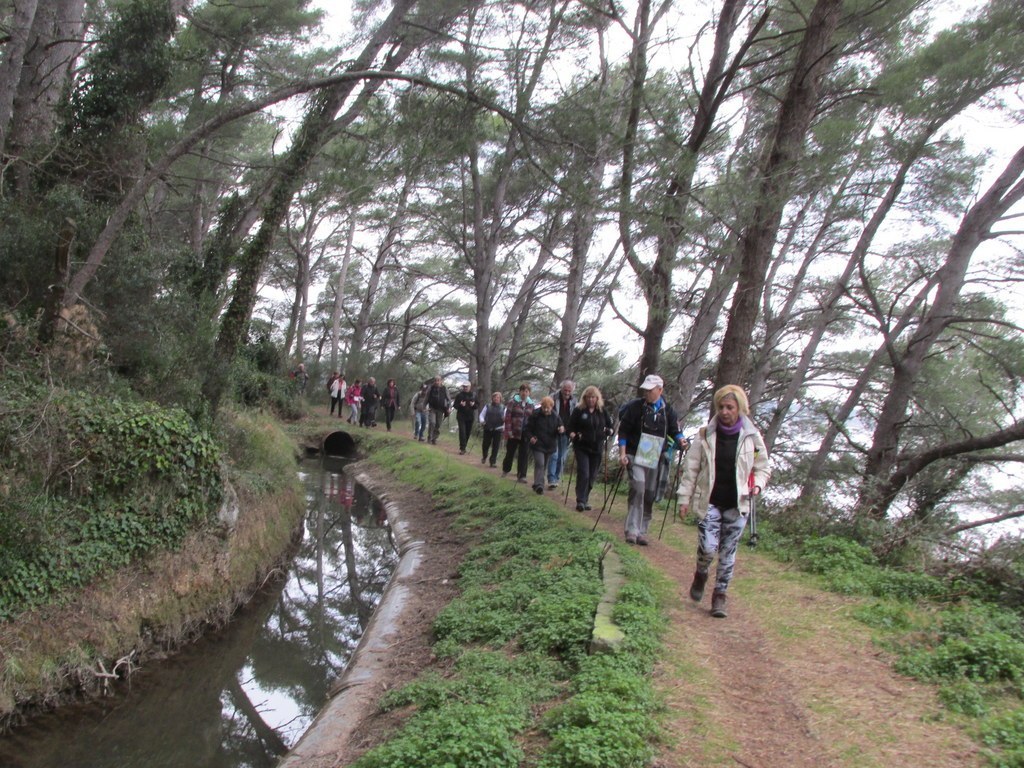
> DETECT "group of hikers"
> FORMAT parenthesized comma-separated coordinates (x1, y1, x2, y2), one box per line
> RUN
(324, 373, 404, 431)
(320, 368, 770, 619)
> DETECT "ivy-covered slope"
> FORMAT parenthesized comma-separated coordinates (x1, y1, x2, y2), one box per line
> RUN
(0, 385, 222, 619)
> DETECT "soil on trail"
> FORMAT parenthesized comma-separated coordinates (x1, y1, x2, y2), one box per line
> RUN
(327, 422, 982, 768)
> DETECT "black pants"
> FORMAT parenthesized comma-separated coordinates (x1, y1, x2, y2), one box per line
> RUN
(383, 404, 397, 430)
(457, 414, 474, 451)
(481, 429, 502, 465)
(574, 448, 602, 505)
(502, 437, 529, 479)
(361, 402, 378, 427)
(330, 395, 342, 415)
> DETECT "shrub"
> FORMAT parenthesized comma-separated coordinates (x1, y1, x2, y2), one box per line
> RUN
(800, 535, 876, 575)
(979, 708, 1024, 768)
(0, 383, 222, 619)
(938, 680, 988, 717)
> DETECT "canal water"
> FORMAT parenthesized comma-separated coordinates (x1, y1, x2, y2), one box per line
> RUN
(0, 457, 397, 768)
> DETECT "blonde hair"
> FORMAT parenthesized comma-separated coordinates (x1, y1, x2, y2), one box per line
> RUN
(713, 385, 749, 415)
(580, 385, 604, 410)
(540, 396, 555, 409)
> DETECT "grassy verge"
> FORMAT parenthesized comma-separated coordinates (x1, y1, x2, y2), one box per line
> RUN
(763, 533, 1024, 767)
(343, 427, 669, 768)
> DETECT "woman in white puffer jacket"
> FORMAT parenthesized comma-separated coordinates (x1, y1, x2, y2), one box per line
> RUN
(677, 385, 770, 618)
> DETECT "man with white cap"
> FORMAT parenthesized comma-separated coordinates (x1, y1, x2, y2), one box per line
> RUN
(452, 381, 478, 454)
(616, 374, 685, 545)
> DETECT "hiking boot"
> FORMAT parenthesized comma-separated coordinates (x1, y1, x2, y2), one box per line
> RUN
(575, 502, 585, 511)
(481, 456, 487, 464)
(689, 570, 708, 602)
(533, 484, 544, 494)
(547, 483, 558, 490)
(625, 533, 636, 544)
(710, 590, 728, 618)
(636, 534, 649, 546)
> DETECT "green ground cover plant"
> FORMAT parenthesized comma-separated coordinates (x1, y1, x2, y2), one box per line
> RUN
(352, 432, 667, 768)
(767, 530, 1024, 766)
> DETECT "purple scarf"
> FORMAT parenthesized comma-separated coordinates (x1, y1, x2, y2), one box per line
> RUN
(717, 418, 742, 437)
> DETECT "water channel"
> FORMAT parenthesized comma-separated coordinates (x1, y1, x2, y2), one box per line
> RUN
(0, 456, 397, 768)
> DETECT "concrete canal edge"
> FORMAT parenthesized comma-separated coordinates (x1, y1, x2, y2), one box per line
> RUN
(590, 543, 627, 654)
(278, 468, 424, 767)
(278, 461, 630, 765)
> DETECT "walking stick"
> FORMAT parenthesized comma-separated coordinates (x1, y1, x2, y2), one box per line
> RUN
(658, 442, 687, 540)
(602, 437, 615, 505)
(592, 464, 624, 532)
(747, 448, 760, 547)
(563, 439, 576, 504)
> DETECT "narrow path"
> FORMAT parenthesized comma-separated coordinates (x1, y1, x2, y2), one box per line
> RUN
(403, 426, 982, 768)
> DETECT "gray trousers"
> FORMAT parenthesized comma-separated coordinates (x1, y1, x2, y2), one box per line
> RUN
(696, 504, 748, 592)
(428, 410, 445, 442)
(625, 458, 660, 536)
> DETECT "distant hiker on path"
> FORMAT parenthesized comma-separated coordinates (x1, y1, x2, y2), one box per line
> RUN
(382, 378, 400, 432)
(452, 382, 478, 454)
(292, 363, 309, 395)
(547, 379, 576, 489)
(568, 385, 614, 512)
(426, 376, 451, 444)
(411, 383, 429, 441)
(502, 383, 535, 482)
(478, 392, 505, 467)
(678, 384, 770, 619)
(524, 396, 563, 494)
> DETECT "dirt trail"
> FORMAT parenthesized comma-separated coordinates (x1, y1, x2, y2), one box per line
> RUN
(404, 427, 981, 768)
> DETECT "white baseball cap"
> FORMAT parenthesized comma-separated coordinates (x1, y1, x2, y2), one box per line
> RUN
(640, 374, 664, 390)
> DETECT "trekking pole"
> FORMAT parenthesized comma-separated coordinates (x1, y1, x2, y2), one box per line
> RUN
(658, 442, 687, 540)
(747, 448, 760, 547)
(602, 438, 615, 505)
(593, 463, 624, 532)
(563, 439, 576, 504)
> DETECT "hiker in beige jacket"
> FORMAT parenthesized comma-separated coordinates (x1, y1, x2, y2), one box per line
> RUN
(678, 385, 770, 618)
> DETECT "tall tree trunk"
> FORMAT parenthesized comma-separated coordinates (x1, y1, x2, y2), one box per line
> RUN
(349, 178, 412, 359)
(858, 143, 1024, 519)
(330, 213, 357, 372)
(203, 0, 436, 409)
(634, 0, 763, 383)
(798, 275, 936, 503)
(762, 136, 922, 449)
(0, 0, 41, 152)
(715, 0, 844, 390)
(5, 0, 86, 181)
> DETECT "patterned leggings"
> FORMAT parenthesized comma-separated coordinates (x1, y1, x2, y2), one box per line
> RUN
(696, 504, 748, 593)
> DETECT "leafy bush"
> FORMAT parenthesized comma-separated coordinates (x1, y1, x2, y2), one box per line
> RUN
(979, 708, 1024, 768)
(800, 535, 876, 575)
(0, 383, 222, 619)
(351, 703, 525, 768)
(938, 680, 988, 717)
(852, 601, 915, 631)
(897, 632, 1024, 684)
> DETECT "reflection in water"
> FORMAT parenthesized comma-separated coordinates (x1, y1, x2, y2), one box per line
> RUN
(0, 459, 397, 768)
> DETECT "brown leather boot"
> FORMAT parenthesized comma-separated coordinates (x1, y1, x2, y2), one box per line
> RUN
(710, 590, 728, 618)
(689, 570, 708, 602)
